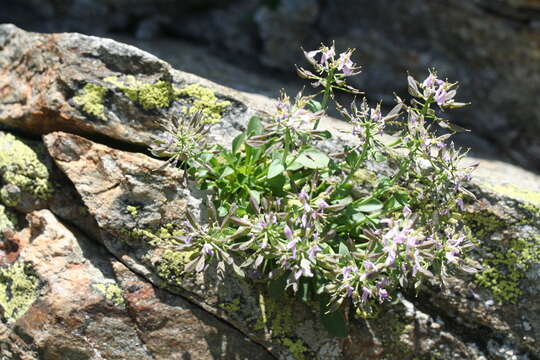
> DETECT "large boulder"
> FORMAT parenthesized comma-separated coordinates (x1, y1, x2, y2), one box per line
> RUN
(0, 25, 539, 359)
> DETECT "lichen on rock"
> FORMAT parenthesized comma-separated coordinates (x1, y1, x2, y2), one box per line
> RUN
(483, 183, 540, 207)
(475, 235, 540, 304)
(92, 282, 125, 307)
(255, 294, 309, 360)
(0, 204, 17, 234)
(0, 261, 40, 322)
(104, 75, 230, 122)
(105, 75, 175, 110)
(0, 132, 54, 207)
(73, 83, 108, 120)
(175, 83, 231, 123)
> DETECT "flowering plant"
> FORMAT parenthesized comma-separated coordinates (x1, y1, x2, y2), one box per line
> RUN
(151, 42, 476, 336)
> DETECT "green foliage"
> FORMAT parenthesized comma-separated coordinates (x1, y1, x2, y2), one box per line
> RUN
(150, 43, 476, 338)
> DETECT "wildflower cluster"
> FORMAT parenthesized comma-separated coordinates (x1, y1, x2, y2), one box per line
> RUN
(151, 42, 476, 336)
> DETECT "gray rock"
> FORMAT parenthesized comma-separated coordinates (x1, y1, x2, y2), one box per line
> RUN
(1, 25, 540, 359)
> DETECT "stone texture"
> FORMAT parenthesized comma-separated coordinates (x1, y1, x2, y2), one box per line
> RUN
(1, 26, 540, 359)
(2, 1, 540, 168)
(0, 24, 251, 148)
(0, 210, 276, 360)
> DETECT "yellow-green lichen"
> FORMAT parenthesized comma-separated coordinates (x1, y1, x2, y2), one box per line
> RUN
(176, 84, 231, 124)
(475, 235, 540, 304)
(484, 183, 540, 207)
(105, 76, 175, 110)
(155, 248, 195, 287)
(462, 209, 507, 240)
(104, 76, 230, 121)
(0, 133, 54, 205)
(92, 282, 125, 307)
(0, 204, 17, 233)
(121, 223, 183, 245)
(126, 205, 138, 217)
(369, 311, 416, 358)
(73, 83, 108, 120)
(0, 262, 40, 322)
(255, 293, 308, 360)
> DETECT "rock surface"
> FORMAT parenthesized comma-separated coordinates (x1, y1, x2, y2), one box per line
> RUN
(0, 25, 539, 360)
(2, 0, 539, 169)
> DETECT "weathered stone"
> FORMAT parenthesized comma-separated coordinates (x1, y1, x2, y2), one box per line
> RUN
(0, 210, 153, 359)
(112, 260, 274, 360)
(0, 25, 539, 359)
(43, 130, 540, 359)
(0, 210, 274, 359)
(0, 24, 250, 148)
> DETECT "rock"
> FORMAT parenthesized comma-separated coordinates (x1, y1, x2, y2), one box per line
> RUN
(254, 0, 321, 69)
(0, 209, 152, 359)
(2, 1, 540, 168)
(0, 130, 101, 242)
(0, 210, 275, 359)
(0, 24, 251, 148)
(1, 26, 540, 359)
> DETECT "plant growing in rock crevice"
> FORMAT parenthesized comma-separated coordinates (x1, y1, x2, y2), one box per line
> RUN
(150, 43, 476, 337)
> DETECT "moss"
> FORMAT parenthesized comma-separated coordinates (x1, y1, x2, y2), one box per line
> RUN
(92, 282, 125, 307)
(475, 235, 540, 304)
(175, 84, 231, 124)
(483, 183, 540, 207)
(255, 293, 308, 360)
(73, 83, 108, 120)
(0, 133, 54, 205)
(0, 204, 17, 233)
(104, 76, 175, 110)
(0, 262, 40, 322)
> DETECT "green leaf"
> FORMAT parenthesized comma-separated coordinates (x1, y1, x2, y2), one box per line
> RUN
(286, 154, 304, 171)
(300, 281, 310, 303)
(333, 196, 353, 207)
(316, 130, 332, 140)
(351, 212, 366, 222)
(319, 295, 348, 338)
(232, 132, 246, 154)
(307, 99, 323, 112)
(356, 198, 383, 213)
(248, 189, 261, 206)
(218, 206, 228, 217)
(267, 159, 285, 179)
(338, 242, 351, 257)
(247, 116, 263, 135)
(232, 263, 245, 278)
(220, 167, 234, 178)
(374, 152, 386, 163)
(295, 148, 329, 169)
(345, 152, 358, 168)
(266, 174, 287, 196)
